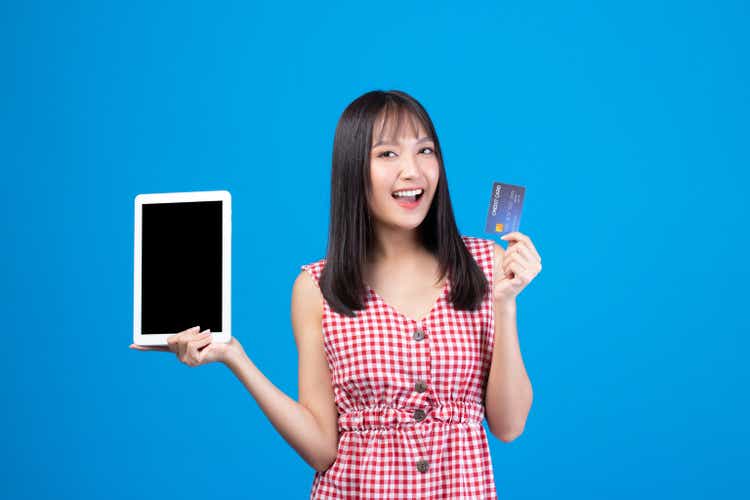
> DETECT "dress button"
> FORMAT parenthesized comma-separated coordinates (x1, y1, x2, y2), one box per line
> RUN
(416, 459, 430, 473)
(413, 329, 425, 341)
(414, 380, 427, 393)
(413, 408, 426, 421)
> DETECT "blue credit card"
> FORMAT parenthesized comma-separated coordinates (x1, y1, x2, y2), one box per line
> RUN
(485, 181, 526, 236)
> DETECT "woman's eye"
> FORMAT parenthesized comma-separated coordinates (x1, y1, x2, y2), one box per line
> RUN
(376, 147, 433, 158)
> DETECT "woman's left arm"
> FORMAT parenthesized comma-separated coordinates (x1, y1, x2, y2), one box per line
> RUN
(484, 231, 542, 442)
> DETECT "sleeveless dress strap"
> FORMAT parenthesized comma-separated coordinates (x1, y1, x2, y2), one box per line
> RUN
(300, 259, 325, 288)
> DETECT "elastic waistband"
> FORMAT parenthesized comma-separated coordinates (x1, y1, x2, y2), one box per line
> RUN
(338, 402, 484, 432)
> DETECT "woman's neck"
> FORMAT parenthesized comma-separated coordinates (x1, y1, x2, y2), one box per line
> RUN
(368, 225, 428, 265)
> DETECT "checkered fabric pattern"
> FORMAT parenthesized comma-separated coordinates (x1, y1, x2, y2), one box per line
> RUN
(301, 235, 498, 499)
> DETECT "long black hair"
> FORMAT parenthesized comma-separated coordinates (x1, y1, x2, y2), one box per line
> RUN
(319, 89, 488, 317)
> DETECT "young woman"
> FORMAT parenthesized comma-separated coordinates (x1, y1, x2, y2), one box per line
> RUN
(131, 90, 541, 499)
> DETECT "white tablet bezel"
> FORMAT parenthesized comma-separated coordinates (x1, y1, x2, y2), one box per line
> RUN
(133, 190, 231, 346)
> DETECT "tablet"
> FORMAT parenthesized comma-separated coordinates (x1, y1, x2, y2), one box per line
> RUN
(133, 190, 231, 346)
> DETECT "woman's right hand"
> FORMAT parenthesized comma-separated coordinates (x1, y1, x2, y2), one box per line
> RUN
(130, 325, 245, 367)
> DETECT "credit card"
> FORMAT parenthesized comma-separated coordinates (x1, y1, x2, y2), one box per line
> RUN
(485, 181, 525, 236)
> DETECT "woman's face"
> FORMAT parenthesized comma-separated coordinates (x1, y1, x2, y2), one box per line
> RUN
(367, 113, 440, 233)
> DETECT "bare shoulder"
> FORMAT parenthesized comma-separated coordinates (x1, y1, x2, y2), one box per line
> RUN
(291, 270, 324, 339)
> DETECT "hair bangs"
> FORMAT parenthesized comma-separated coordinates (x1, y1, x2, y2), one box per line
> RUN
(372, 98, 433, 147)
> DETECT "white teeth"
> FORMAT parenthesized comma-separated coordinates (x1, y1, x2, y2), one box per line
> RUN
(392, 188, 424, 198)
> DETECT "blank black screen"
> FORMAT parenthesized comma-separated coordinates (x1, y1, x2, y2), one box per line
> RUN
(141, 201, 222, 334)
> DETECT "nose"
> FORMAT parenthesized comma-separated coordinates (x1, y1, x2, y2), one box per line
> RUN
(399, 151, 420, 179)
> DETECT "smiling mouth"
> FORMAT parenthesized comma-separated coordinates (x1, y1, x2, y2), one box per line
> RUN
(391, 189, 425, 202)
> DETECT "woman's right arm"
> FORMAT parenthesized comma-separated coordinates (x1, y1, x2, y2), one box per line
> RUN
(223, 270, 339, 473)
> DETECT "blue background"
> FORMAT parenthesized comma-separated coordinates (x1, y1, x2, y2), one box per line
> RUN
(3, 1, 748, 498)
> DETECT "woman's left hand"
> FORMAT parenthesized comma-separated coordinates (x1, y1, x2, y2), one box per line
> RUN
(493, 231, 542, 305)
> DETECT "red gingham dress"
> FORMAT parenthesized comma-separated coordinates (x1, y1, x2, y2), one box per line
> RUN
(301, 235, 499, 499)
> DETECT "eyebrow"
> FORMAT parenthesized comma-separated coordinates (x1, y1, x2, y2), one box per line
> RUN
(372, 136, 434, 149)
